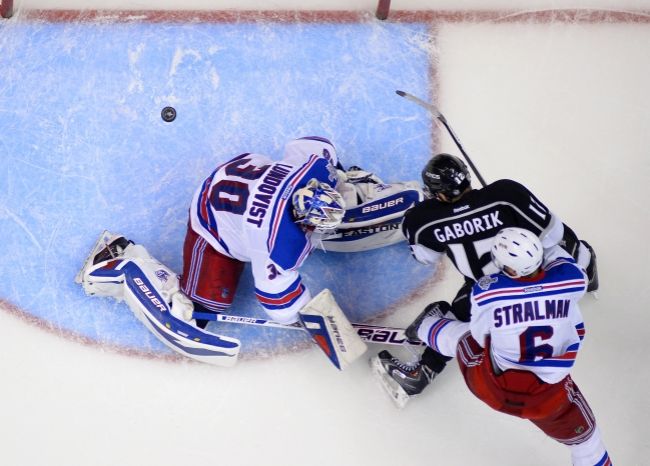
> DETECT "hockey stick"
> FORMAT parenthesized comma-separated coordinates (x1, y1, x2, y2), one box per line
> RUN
(396, 90, 487, 187)
(192, 311, 425, 347)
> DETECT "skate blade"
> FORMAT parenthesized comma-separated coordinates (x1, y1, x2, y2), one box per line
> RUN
(369, 355, 410, 409)
(74, 230, 114, 284)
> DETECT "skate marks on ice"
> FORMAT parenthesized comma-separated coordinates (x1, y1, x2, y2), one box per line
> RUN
(0, 13, 437, 359)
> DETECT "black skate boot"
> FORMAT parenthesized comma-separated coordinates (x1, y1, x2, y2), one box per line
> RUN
(91, 235, 133, 265)
(75, 231, 133, 284)
(581, 240, 599, 292)
(370, 350, 436, 408)
(404, 301, 451, 341)
(376, 350, 435, 396)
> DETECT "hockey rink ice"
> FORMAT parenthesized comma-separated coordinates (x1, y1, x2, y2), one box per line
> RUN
(1, 1, 649, 464)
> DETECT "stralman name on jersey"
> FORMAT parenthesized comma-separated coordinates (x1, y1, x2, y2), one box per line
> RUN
(493, 298, 570, 327)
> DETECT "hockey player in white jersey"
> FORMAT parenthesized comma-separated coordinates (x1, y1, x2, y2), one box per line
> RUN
(181, 136, 345, 327)
(75, 136, 422, 368)
(384, 228, 611, 465)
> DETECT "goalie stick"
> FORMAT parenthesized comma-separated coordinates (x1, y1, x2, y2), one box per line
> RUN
(396, 90, 487, 187)
(192, 310, 425, 348)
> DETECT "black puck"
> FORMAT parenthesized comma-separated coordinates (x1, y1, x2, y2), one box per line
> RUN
(161, 106, 176, 122)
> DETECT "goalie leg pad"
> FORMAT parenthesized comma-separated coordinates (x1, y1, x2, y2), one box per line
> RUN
(77, 233, 240, 365)
(299, 289, 367, 370)
(121, 261, 240, 366)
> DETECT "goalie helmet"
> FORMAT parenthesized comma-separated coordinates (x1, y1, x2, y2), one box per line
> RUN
(491, 227, 543, 278)
(292, 178, 345, 232)
(421, 153, 471, 200)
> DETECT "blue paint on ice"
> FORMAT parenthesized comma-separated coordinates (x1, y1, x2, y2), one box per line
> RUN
(0, 18, 436, 356)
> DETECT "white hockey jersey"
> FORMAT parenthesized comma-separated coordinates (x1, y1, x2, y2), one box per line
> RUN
(188, 137, 339, 323)
(469, 247, 588, 383)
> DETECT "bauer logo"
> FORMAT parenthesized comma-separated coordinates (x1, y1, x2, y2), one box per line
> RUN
(361, 197, 404, 213)
(133, 277, 168, 313)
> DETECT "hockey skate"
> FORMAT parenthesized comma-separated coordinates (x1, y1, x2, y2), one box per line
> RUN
(581, 240, 599, 293)
(404, 301, 450, 341)
(370, 350, 435, 409)
(74, 230, 133, 285)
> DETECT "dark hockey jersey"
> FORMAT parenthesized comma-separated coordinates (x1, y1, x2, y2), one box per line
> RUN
(402, 179, 559, 281)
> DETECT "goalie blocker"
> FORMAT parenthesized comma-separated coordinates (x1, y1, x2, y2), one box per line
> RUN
(299, 289, 368, 370)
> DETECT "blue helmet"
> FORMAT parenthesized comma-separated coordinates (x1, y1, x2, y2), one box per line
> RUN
(292, 179, 345, 232)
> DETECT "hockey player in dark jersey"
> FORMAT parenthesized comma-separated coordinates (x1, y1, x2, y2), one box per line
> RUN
(371, 153, 599, 405)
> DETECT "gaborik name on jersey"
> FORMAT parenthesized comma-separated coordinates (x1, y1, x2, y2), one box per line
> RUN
(433, 210, 504, 242)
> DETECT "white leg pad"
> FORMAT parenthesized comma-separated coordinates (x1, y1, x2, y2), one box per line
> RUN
(77, 235, 240, 366)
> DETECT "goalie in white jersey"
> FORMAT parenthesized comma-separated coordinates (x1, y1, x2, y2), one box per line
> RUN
(394, 228, 611, 466)
(181, 136, 345, 327)
(75, 136, 422, 367)
(181, 136, 421, 327)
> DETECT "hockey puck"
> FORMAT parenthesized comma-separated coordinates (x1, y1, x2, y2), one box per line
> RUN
(161, 106, 176, 122)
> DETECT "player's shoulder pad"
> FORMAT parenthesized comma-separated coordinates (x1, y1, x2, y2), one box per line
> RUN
(481, 179, 536, 204)
(488, 178, 530, 193)
(544, 256, 586, 282)
(402, 198, 438, 224)
(401, 201, 426, 237)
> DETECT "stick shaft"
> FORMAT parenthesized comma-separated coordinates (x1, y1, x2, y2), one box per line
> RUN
(396, 90, 487, 187)
(193, 311, 424, 347)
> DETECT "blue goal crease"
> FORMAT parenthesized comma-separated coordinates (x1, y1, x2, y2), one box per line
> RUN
(0, 19, 437, 356)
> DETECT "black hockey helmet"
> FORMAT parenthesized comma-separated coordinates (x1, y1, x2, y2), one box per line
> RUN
(421, 153, 471, 200)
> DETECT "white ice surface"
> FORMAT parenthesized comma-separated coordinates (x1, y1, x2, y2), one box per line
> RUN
(2, 3, 650, 466)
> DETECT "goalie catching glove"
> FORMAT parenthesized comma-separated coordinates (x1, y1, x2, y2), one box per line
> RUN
(315, 166, 424, 252)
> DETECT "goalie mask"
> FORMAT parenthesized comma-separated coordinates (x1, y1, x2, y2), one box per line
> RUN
(421, 153, 471, 200)
(491, 227, 543, 278)
(292, 178, 345, 232)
